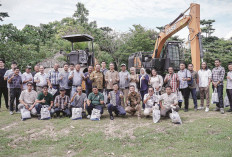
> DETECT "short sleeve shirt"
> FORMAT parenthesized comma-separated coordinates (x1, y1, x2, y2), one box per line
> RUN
(178, 69, 191, 89)
(37, 92, 53, 105)
(159, 93, 178, 109)
(8, 74, 22, 88)
(189, 71, 198, 89)
(144, 93, 158, 108)
(72, 93, 87, 109)
(88, 92, 104, 106)
(19, 90, 37, 105)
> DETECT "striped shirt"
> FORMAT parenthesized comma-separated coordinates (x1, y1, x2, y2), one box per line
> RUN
(54, 95, 70, 109)
(164, 73, 179, 92)
(212, 66, 225, 85)
(178, 69, 191, 89)
(48, 69, 59, 85)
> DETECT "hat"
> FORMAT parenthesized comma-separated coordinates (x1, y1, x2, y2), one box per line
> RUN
(26, 65, 32, 69)
(60, 87, 65, 91)
(26, 81, 33, 85)
(121, 63, 126, 67)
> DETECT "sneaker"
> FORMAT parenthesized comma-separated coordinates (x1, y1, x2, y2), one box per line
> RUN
(110, 115, 114, 120)
(214, 107, 220, 111)
(220, 108, 225, 114)
(10, 111, 13, 115)
(205, 107, 209, 112)
(197, 106, 204, 110)
(227, 109, 232, 112)
(87, 115, 91, 119)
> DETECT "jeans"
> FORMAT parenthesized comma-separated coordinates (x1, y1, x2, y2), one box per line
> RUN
(140, 90, 148, 109)
(35, 104, 54, 115)
(107, 104, 126, 116)
(10, 88, 21, 112)
(226, 89, 232, 109)
(54, 108, 71, 117)
(87, 103, 103, 115)
(190, 88, 198, 109)
(0, 87, 8, 109)
(85, 88, 92, 97)
(212, 85, 224, 108)
(71, 86, 77, 99)
(178, 87, 190, 109)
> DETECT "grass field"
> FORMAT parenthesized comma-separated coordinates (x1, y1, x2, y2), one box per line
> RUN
(0, 86, 232, 157)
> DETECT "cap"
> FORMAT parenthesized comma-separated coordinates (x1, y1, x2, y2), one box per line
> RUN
(26, 81, 33, 85)
(26, 65, 32, 69)
(60, 87, 65, 91)
(121, 63, 126, 67)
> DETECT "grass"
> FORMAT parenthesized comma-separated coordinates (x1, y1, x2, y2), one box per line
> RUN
(0, 82, 232, 157)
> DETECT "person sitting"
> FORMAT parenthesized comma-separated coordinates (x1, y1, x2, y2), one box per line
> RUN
(143, 86, 159, 117)
(125, 85, 141, 119)
(54, 87, 71, 118)
(108, 83, 126, 120)
(159, 86, 179, 117)
(35, 85, 54, 119)
(86, 86, 104, 118)
(18, 82, 38, 117)
(70, 86, 87, 118)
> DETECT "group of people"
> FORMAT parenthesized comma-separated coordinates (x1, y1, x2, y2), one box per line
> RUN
(0, 58, 231, 122)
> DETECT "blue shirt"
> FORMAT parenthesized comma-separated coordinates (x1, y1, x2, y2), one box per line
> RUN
(8, 74, 22, 89)
(48, 69, 59, 85)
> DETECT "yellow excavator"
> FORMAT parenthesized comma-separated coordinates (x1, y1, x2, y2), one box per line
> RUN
(128, 3, 203, 73)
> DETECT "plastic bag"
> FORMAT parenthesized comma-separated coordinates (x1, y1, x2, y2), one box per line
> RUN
(90, 108, 101, 121)
(71, 108, 82, 120)
(48, 88, 57, 96)
(21, 107, 31, 120)
(41, 106, 51, 120)
(152, 105, 160, 123)
(224, 95, 230, 108)
(211, 88, 219, 104)
(169, 108, 182, 124)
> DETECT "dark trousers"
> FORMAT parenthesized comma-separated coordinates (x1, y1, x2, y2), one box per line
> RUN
(212, 85, 224, 108)
(85, 88, 92, 97)
(226, 89, 232, 109)
(190, 88, 198, 109)
(140, 90, 148, 109)
(35, 104, 54, 115)
(107, 104, 126, 116)
(178, 87, 190, 109)
(10, 88, 21, 112)
(54, 108, 71, 117)
(0, 87, 8, 109)
(87, 104, 103, 115)
(65, 89, 71, 97)
(106, 89, 113, 104)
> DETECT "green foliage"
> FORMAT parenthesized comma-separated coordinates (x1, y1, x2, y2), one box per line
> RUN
(0, 4, 9, 21)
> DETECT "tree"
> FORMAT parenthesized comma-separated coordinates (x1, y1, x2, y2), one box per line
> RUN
(200, 19, 215, 38)
(0, 4, 9, 21)
(73, 2, 89, 24)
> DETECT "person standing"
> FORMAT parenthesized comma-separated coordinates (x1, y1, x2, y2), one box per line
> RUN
(58, 63, 71, 97)
(84, 66, 93, 97)
(105, 63, 119, 95)
(177, 63, 191, 112)
(100, 61, 108, 75)
(149, 69, 163, 94)
(34, 66, 49, 93)
(198, 62, 211, 112)
(129, 67, 139, 92)
(90, 64, 104, 93)
(31, 65, 39, 90)
(164, 67, 179, 94)
(139, 68, 149, 109)
(7, 67, 22, 115)
(212, 59, 225, 114)
(226, 63, 232, 112)
(119, 63, 130, 108)
(0, 59, 8, 110)
(69, 64, 84, 98)
(47, 63, 60, 98)
(22, 66, 33, 90)
(188, 64, 199, 111)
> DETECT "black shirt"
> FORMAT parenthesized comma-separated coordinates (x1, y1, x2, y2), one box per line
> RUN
(0, 68, 7, 87)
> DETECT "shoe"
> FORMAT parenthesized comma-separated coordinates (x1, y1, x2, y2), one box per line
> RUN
(220, 108, 225, 114)
(110, 115, 114, 120)
(205, 107, 209, 112)
(37, 116, 41, 120)
(184, 109, 188, 112)
(10, 111, 13, 115)
(214, 107, 220, 111)
(227, 109, 232, 112)
(87, 115, 91, 119)
(197, 106, 204, 110)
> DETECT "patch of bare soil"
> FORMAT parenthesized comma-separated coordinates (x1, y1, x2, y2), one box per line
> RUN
(1, 122, 18, 131)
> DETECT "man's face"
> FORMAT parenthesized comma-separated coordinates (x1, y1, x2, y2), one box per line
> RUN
(11, 64, 17, 69)
(77, 87, 82, 93)
(129, 86, 135, 93)
(93, 88, 98, 94)
(188, 64, 193, 71)
(101, 62, 106, 68)
(0, 61, 4, 67)
(96, 65, 101, 72)
(88, 66, 93, 73)
(54, 64, 59, 70)
(121, 66, 126, 71)
(14, 69, 19, 75)
(113, 84, 118, 91)
(215, 60, 220, 67)
(75, 64, 80, 71)
(64, 65, 69, 71)
(180, 64, 185, 70)
(109, 64, 114, 70)
(228, 65, 232, 71)
(201, 62, 206, 69)
(34, 66, 39, 72)
(166, 88, 172, 94)
(27, 84, 33, 90)
(39, 67, 44, 73)
(70, 65, 74, 71)
(26, 68, 31, 73)
(168, 67, 173, 74)
(148, 88, 154, 95)
(43, 87, 48, 93)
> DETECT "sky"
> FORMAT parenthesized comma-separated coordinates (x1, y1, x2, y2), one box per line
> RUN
(1, 0, 232, 40)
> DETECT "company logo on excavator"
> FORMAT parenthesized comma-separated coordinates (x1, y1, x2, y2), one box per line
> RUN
(166, 24, 176, 35)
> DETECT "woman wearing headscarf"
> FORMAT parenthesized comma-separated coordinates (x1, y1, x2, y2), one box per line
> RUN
(129, 67, 139, 92)
(139, 68, 149, 109)
(149, 69, 163, 95)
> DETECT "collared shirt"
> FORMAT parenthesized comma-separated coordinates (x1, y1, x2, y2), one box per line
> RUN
(88, 92, 104, 106)
(100, 68, 108, 75)
(8, 74, 22, 89)
(178, 69, 191, 89)
(212, 66, 225, 85)
(22, 72, 33, 90)
(90, 71, 104, 89)
(105, 70, 119, 89)
(109, 90, 123, 106)
(164, 73, 178, 92)
(84, 72, 92, 89)
(69, 70, 83, 86)
(119, 70, 130, 89)
(37, 92, 53, 105)
(19, 89, 37, 105)
(227, 71, 232, 89)
(159, 93, 178, 109)
(189, 71, 198, 89)
(48, 69, 59, 85)
(59, 71, 70, 89)
(150, 75, 163, 91)
(0, 68, 7, 87)
(34, 72, 48, 87)
(72, 93, 87, 109)
(127, 92, 141, 107)
(54, 94, 70, 109)
(144, 93, 158, 108)
(4, 69, 22, 88)
(198, 69, 212, 88)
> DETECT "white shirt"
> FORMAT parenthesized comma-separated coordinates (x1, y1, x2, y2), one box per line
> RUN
(22, 72, 33, 90)
(34, 72, 48, 87)
(69, 70, 83, 86)
(198, 69, 212, 88)
(227, 71, 232, 89)
(150, 75, 163, 91)
(144, 93, 158, 108)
